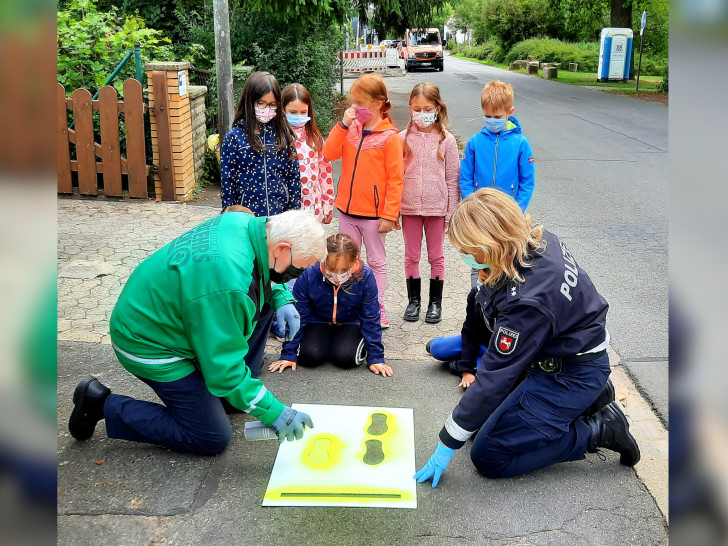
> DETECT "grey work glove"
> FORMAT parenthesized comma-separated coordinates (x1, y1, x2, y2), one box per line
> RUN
(270, 406, 314, 443)
(275, 303, 301, 341)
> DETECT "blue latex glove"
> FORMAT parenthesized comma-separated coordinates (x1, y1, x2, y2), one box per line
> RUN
(270, 406, 314, 443)
(275, 303, 300, 342)
(413, 442, 456, 488)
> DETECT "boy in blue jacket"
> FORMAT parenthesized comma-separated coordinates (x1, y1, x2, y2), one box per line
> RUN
(459, 80, 535, 212)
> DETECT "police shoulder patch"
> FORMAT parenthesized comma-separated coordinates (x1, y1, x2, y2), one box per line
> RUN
(495, 326, 520, 355)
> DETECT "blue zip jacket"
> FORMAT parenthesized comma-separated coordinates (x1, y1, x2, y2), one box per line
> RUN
(280, 263, 385, 365)
(459, 115, 535, 211)
(220, 119, 301, 215)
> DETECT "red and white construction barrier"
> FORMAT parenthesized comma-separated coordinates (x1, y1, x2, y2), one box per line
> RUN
(337, 50, 387, 74)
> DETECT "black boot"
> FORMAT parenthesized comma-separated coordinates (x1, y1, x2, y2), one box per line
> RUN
(68, 375, 111, 441)
(403, 277, 421, 322)
(583, 378, 616, 417)
(425, 277, 444, 324)
(586, 401, 640, 466)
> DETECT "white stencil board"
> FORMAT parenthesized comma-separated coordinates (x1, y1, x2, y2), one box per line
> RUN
(262, 403, 417, 509)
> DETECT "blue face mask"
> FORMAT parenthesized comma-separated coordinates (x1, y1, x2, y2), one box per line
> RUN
(483, 116, 507, 133)
(286, 114, 311, 127)
(460, 252, 489, 270)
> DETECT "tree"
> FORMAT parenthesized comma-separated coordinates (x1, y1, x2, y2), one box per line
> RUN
(450, 0, 487, 42)
(240, 0, 351, 28)
(366, 0, 447, 38)
(610, 0, 634, 77)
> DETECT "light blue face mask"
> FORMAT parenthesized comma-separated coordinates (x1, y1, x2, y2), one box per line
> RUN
(483, 116, 507, 133)
(286, 114, 311, 127)
(460, 252, 489, 270)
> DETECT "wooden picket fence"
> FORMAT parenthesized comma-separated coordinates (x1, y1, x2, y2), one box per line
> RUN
(57, 79, 150, 197)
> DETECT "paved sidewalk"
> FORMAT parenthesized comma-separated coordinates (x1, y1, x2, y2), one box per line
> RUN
(57, 198, 471, 360)
(57, 198, 668, 544)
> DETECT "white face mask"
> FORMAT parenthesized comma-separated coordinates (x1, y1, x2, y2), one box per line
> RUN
(324, 269, 352, 285)
(412, 111, 436, 129)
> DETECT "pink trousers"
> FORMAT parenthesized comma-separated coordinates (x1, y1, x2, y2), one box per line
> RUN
(338, 212, 387, 305)
(401, 215, 446, 279)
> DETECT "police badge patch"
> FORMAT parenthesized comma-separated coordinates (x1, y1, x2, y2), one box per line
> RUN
(495, 326, 520, 355)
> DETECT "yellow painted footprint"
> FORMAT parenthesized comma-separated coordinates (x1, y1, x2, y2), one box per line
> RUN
(303, 434, 342, 470)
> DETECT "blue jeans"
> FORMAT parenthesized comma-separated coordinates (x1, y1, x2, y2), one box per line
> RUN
(429, 334, 487, 362)
(104, 305, 274, 455)
(470, 354, 611, 478)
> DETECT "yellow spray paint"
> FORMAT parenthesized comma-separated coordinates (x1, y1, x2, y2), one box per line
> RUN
(302, 434, 344, 470)
(264, 484, 413, 504)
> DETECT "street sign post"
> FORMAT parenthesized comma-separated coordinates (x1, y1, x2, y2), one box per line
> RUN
(636, 11, 647, 92)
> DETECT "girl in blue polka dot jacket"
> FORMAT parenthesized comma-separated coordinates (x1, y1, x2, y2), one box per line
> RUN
(220, 71, 301, 215)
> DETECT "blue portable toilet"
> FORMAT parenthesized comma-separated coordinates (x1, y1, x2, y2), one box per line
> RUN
(597, 28, 634, 82)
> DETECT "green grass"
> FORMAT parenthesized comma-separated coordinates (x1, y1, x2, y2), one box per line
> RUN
(453, 53, 663, 92)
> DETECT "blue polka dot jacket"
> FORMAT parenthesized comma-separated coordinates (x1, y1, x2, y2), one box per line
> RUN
(220, 119, 301, 215)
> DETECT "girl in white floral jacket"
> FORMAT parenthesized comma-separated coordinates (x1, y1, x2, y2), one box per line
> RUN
(281, 84, 334, 224)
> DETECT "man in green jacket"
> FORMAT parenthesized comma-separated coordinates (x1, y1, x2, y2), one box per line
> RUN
(68, 209, 326, 454)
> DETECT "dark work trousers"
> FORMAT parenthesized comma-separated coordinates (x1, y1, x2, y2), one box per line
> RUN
(297, 323, 363, 369)
(470, 353, 610, 478)
(103, 305, 275, 455)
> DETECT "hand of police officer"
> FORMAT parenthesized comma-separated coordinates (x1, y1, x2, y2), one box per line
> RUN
(270, 406, 314, 443)
(275, 303, 300, 342)
(268, 359, 297, 373)
(414, 442, 456, 488)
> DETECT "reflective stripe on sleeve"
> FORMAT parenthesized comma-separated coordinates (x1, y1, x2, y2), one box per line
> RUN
(578, 329, 610, 355)
(445, 413, 476, 442)
(244, 385, 268, 413)
(112, 343, 187, 365)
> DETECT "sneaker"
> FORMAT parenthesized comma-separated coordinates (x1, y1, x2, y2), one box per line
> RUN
(354, 338, 368, 366)
(380, 304, 390, 329)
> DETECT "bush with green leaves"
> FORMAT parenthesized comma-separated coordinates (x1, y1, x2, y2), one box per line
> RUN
(451, 39, 505, 63)
(504, 38, 599, 72)
(232, 11, 345, 133)
(57, 0, 176, 94)
(656, 64, 668, 93)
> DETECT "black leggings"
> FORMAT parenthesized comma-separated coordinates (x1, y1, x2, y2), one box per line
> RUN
(298, 323, 365, 369)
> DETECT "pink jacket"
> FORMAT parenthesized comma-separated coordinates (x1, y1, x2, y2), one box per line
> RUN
(294, 126, 334, 221)
(399, 127, 460, 220)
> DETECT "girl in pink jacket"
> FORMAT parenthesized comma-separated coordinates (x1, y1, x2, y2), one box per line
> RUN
(282, 83, 334, 223)
(399, 82, 460, 324)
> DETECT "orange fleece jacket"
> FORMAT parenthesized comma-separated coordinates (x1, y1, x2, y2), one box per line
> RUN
(323, 117, 404, 222)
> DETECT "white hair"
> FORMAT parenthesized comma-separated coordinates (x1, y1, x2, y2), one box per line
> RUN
(266, 209, 326, 260)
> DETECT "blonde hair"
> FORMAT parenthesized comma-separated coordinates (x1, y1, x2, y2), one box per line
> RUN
(448, 189, 545, 285)
(349, 73, 393, 122)
(403, 82, 449, 162)
(480, 80, 514, 111)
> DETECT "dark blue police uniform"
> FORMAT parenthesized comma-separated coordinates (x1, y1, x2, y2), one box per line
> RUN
(439, 230, 611, 478)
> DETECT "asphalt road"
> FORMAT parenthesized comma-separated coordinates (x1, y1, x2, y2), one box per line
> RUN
(379, 54, 669, 425)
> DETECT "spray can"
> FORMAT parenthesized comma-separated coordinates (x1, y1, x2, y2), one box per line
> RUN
(244, 421, 279, 441)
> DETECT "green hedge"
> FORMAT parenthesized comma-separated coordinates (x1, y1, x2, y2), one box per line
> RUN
(454, 37, 667, 76)
(451, 39, 506, 64)
(504, 38, 599, 72)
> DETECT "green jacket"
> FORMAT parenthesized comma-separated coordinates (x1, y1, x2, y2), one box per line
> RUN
(109, 214, 293, 425)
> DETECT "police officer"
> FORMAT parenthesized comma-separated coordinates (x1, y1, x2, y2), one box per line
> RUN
(414, 189, 639, 487)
